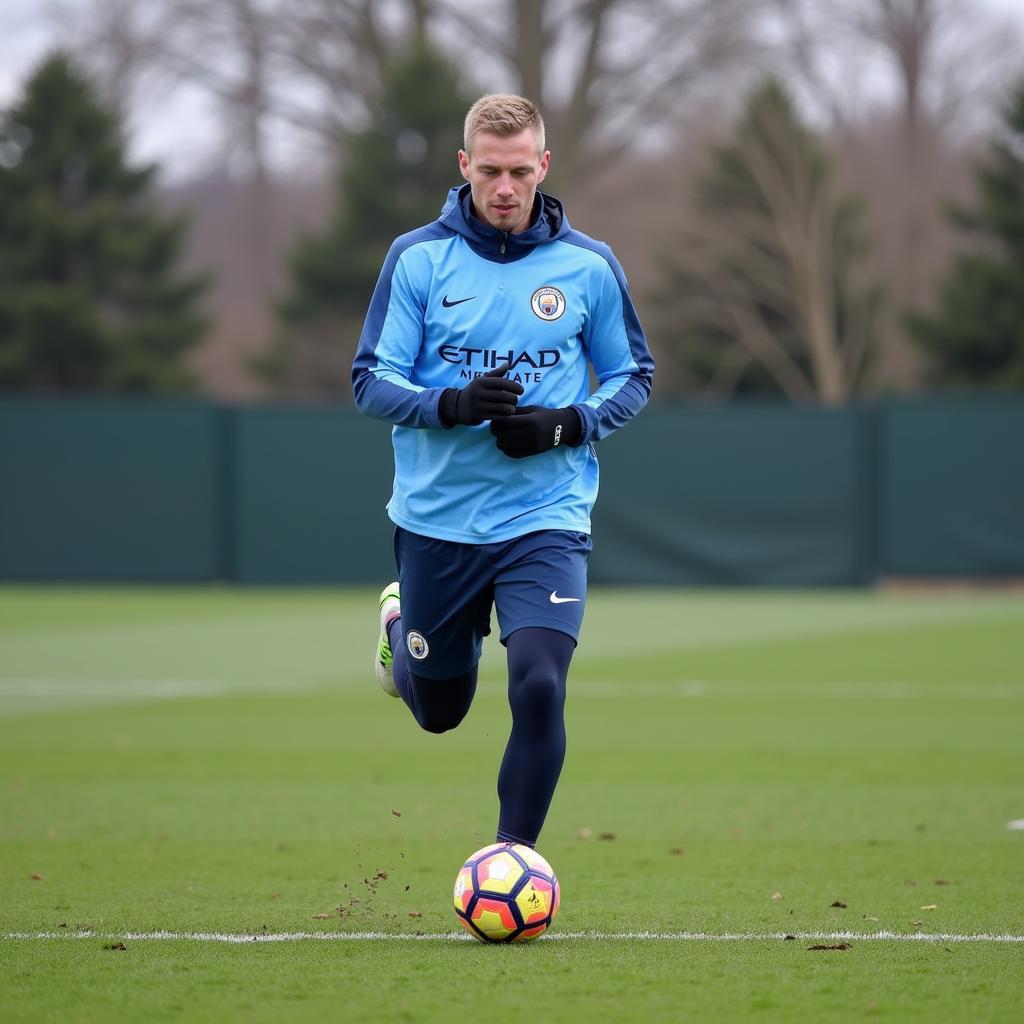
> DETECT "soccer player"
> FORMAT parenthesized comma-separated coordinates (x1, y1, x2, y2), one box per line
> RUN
(352, 94, 653, 848)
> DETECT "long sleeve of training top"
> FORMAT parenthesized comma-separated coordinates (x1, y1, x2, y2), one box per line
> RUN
(351, 185, 654, 543)
(352, 223, 452, 430)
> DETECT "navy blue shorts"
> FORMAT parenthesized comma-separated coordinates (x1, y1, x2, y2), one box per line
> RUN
(393, 527, 592, 679)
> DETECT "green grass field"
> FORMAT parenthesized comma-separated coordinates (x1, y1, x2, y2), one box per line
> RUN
(1, 586, 1022, 1022)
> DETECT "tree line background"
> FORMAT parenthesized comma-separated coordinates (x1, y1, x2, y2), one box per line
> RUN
(1, 0, 1023, 403)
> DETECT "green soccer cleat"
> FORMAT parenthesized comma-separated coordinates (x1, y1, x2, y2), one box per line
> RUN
(375, 582, 402, 697)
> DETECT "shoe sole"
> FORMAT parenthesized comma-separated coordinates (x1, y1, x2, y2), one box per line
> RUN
(376, 585, 400, 698)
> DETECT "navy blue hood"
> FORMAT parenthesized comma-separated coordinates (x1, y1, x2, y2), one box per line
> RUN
(438, 183, 570, 263)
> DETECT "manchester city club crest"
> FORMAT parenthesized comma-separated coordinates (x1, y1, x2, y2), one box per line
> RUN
(530, 285, 566, 321)
(407, 630, 429, 660)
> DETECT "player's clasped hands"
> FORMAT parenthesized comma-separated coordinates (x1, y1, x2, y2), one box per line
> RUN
(451, 364, 524, 425)
(449, 363, 578, 459)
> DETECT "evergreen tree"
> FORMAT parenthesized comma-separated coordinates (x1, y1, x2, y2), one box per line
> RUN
(649, 79, 880, 402)
(261, 43, 470, 396)
(908, 78, 1024, 389)
(0, 52, 207, 393)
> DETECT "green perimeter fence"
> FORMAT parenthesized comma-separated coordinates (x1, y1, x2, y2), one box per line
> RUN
(1, 398, 1022, 585)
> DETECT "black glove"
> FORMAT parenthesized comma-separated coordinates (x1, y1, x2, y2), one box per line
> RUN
(439, 364, 524, 426)
(490, 405, 583, 459)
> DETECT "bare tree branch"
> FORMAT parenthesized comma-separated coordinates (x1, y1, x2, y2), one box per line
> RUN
(654, 80, 880, 402)
(430, 0, 766, 182)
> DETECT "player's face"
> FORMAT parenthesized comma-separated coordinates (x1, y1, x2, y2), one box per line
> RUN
(459, 129, 550, 235)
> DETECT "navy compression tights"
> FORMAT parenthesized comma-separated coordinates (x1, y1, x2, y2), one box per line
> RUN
(387, 621, 574, 847)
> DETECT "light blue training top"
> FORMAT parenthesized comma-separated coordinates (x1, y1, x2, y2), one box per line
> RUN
(352, 184, 654, 544)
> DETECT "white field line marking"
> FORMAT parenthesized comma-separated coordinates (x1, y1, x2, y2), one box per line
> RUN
(1, 676, 1020, 719)
(5, 930, 1024, 944)
(0, 679, 235, 718)
(0, 677, 330, 717)
(575, 602, 1024, 660)
(0, 679, 231, 698)
(567, 681, 1024, 701)
(2, 677, 1020, 702)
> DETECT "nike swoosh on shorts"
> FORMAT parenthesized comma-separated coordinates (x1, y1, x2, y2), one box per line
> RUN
(550, 592, 581, 604)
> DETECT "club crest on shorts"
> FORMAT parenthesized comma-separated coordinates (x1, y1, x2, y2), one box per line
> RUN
(530, 286, 566, 321)
(406, 630, 429, 660)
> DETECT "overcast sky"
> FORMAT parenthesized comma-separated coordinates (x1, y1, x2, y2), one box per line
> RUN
(3, 0, 1024, 181)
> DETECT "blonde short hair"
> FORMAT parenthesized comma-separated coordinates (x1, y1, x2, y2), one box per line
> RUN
(463, 94, 546, 155)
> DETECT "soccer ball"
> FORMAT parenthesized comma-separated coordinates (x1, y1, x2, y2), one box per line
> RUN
(453, 842, 559, 943)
